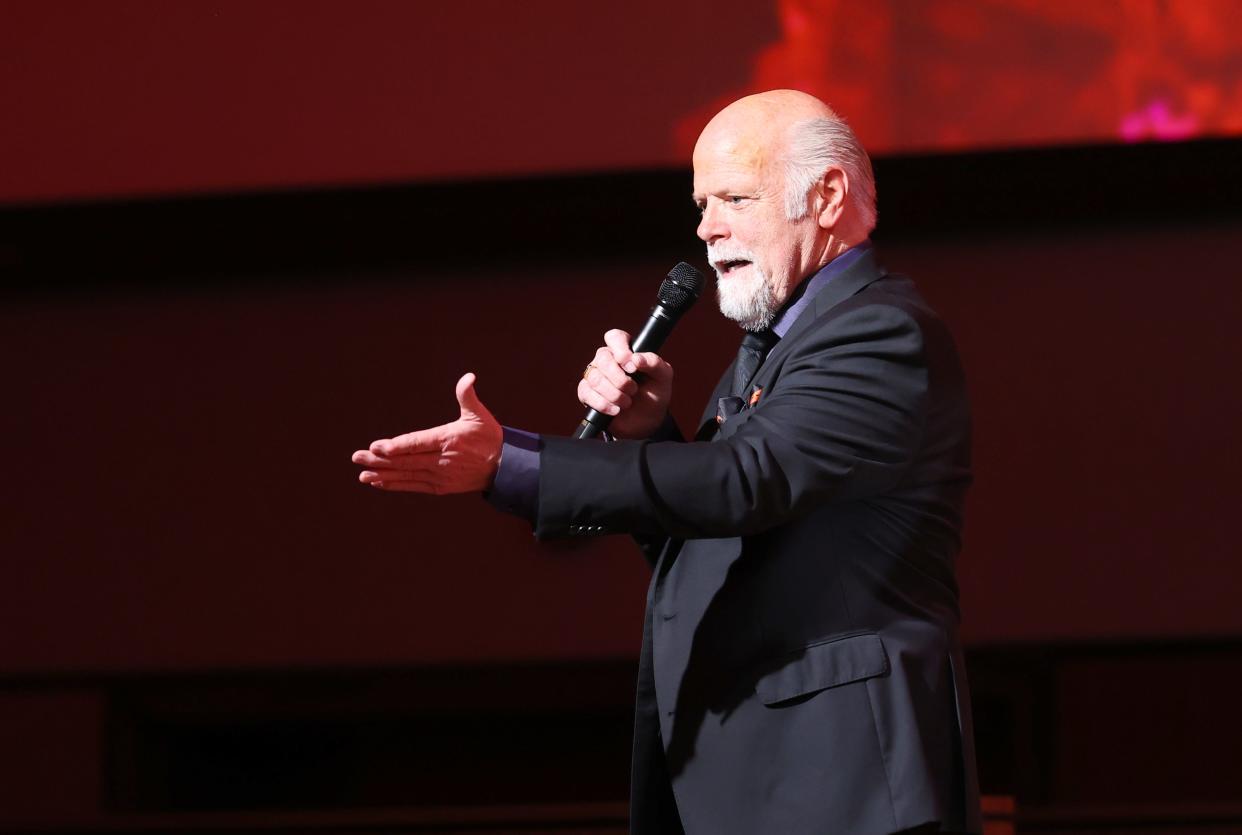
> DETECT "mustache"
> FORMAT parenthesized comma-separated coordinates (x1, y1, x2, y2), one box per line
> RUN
(706, 246, 756, 268)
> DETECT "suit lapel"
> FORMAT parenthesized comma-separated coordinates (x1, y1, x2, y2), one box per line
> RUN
(694, 363, 735, 441)
(694, 249, 886, 440)
(760, 248, 887, 371)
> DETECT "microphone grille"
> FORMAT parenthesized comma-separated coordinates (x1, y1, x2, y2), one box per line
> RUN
(657, 262, 705, 314)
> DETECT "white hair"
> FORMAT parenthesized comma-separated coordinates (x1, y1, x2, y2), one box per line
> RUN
(782, 115, 877, 233)
(709, 246, 777, 331)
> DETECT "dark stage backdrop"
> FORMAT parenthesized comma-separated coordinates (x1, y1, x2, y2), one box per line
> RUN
(3, 0, 1242, 674)
(3, 214, 1241, 673)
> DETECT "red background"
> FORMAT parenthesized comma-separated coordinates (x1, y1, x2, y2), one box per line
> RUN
(4, 222, 1241, 673)
(4, 2, 1242, 828)
(2, 0, 1240, 670)
(4, 0, 1241, 205)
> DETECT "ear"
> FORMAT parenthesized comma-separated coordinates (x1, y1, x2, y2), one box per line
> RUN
(814, 167, 848, 230)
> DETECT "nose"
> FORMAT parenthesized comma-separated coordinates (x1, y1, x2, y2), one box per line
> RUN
(697, 201, 727, 243)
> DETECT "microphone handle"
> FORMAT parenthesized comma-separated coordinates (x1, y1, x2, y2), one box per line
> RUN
(573, 306, 675, 440)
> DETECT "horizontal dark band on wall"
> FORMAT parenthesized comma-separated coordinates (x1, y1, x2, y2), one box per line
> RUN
(4, 636, 1242, 689)
(2, 138, 1240, 293)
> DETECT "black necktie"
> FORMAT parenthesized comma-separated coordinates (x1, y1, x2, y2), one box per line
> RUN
(731, 328, 778, 397)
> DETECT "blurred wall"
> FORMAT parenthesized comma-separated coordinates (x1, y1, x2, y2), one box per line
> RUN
(4, 3, 1242, 830)
(5, 0, 1242, 204)
(4, 211, 1241, 673)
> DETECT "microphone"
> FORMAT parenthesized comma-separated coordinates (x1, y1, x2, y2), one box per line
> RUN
(574, 262, 704, 440)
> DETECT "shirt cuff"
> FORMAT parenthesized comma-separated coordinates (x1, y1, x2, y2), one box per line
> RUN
(486, 426, 542, 523)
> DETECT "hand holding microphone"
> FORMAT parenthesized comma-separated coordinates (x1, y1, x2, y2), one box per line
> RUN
(578, 329, 677, 440)
(574, 262, 704, 440)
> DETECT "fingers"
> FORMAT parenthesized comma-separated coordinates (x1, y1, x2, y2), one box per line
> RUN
(359, 474, 442, 493)
(352, 449, 386, 467)
(369, 480, 441, 493)
(585, 352, 636, 399)
(455, 372, 494, 422)
(589, 345, 637, 391)
(601, 331, 668, 378)
(603, 329, 633, 367)
(629, 352, 673, 383)
(352, 450, 441, 471)
(368, 425, 449, 457)
(582, 350, 636, 415)
(359, 464, 440, 482)
(578, 377, 629, 416)
(582, 343, 638, 414)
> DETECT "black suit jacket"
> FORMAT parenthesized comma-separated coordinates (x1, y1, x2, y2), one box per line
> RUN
(536, 250, 981, 835)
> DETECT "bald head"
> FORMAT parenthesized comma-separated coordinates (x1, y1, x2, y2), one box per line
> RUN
(699, 89, 838, 142)
(693, 91, 828, 182)
(693, 89, 876, 239)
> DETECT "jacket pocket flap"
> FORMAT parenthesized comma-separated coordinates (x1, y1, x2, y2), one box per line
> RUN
(756, 632, 888, 706)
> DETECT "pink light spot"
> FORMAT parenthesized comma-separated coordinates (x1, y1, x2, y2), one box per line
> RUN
(1119, 98, 1200, 143)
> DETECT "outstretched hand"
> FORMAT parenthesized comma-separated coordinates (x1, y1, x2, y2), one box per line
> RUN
(352, 372, 503, 494)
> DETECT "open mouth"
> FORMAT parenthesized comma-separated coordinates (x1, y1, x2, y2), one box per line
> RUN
(715, 258, 752, 276)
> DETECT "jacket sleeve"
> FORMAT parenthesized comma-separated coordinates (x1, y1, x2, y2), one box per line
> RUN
(534, 301, 928, 540)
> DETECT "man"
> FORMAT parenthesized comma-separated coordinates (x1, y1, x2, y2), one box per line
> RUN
(353, 90, 979, 835)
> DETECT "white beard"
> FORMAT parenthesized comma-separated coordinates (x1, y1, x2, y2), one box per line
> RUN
(708, 246, 778, 331)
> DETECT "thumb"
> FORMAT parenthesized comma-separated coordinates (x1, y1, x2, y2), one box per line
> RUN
(455, 372, 489, 420)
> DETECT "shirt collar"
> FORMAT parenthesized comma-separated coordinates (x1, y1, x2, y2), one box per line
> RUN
(770, 240, 872, 338)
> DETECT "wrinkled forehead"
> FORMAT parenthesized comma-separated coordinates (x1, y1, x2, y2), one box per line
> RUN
(692, 120, 785, 185)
